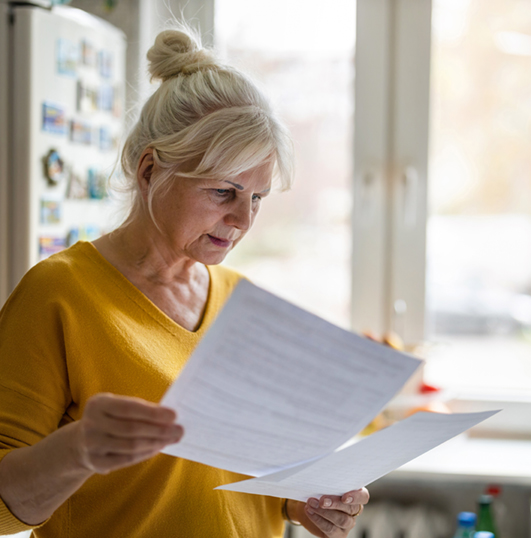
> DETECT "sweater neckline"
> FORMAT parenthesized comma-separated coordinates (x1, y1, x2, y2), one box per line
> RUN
(76, 241, 216, 337)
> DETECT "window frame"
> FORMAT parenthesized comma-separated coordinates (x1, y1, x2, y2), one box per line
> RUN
(352, 0, 531, 425)
(351, 0, 432, 346)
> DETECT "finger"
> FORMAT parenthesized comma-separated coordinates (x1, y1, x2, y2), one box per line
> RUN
(87, 393, 177, 424)
(306, 499, 354, 531)
(317, 496, 359, 518)
(88, 447, 164, 474)
(341, 488, 370, 506)
(318, 488, 370, 515)
(94, 434, 181, 455)
(95, 414, 183, 439)
(305, 504, 349, 537)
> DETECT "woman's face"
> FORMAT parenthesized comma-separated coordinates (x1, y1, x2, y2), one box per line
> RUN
(150, 161, 273, 266)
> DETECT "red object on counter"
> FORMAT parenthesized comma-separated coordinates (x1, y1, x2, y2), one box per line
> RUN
(419, 382, 441, 394)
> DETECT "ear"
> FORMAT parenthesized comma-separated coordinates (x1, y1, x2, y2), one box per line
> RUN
(136, 148, 155, 200)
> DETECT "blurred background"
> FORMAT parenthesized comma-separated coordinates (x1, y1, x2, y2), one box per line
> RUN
(1, 0, 531, 536)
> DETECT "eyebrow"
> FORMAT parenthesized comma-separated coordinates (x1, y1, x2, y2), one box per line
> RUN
(223, 180, 271, 194)
(223, 180, 244, 190)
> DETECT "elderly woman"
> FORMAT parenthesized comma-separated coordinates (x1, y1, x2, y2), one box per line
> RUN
(0, 27, 368, 537)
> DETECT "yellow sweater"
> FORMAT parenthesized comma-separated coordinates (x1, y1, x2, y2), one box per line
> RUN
(0, 241, 284, 538)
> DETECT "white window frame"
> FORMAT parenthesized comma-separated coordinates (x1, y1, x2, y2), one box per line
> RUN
(352, 0, 531, 431)
(351, 0, 432, 346)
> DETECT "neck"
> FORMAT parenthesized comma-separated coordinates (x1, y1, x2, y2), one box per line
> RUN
(102, 216, 200, 286)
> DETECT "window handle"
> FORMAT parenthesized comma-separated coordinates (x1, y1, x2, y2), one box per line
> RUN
(358, 168, 377, 225)
(401, 166, 418, 227)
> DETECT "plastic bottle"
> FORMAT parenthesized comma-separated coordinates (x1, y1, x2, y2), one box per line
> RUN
(453, 512, 477, 538)
(476, 495, 498, 537)
(474, 533, 495, 538)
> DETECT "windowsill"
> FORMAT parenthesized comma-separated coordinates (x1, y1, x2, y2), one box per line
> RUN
(382, 433, 531, 486)
(446, 395, 531, 439)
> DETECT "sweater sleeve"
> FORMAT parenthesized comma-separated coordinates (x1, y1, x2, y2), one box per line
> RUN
(0, 261, 72, 534)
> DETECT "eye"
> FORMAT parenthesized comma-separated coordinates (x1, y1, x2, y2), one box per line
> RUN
(252, 194, 262, 202)
(211, 188, 233, 199)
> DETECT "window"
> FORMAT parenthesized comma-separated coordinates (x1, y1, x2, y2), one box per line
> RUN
(215, 0, 531, 402)
(216, 0, 356, 329)
(425, 0, 531, 395)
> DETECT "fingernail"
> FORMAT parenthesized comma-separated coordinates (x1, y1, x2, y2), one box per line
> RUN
(309, 499, 319, 509)
(323, 498, 332, 507)
(345, 497, 353, 504)
(306, 506, 315, 515)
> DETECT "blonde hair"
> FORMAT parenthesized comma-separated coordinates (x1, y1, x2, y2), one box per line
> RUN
(120, 24, 294, 225)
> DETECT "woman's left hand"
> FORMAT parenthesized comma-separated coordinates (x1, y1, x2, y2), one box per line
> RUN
(287, 488, 369, 538)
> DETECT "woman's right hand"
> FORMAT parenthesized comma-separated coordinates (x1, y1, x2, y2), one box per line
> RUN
(75, 393, 183, 475)
(0, 393, 183, 526)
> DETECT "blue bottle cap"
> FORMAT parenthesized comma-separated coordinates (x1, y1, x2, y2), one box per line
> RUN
(474, 533, 494, 538)
(458, 512, 477, 526)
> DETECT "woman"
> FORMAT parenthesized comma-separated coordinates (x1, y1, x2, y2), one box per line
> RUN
(0, 27, 369, 537)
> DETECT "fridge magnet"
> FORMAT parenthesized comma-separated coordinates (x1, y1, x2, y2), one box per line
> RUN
(56, 38, 78, 77)
(42, 102, 67, 135)
(112, 86, 122, 118)
(39, 236, 66, 260)
(99, 126, 113, 152)
(40, 199, 62, 225)
(70, 119, 93, 145)
(66, 170, 88, 199)
(42, 149, 66, 186)
(67, 225, 100, 247)
(98, 84, 114, 112)
(76, 80, 98, 113)
(66, 228, 80, 247)
(98, 49, 113, 79)
(81, 39, 96, 67)
(87, 167, 108, 199)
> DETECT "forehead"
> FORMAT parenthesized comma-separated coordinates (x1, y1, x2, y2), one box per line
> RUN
(222, 161, 274, 191)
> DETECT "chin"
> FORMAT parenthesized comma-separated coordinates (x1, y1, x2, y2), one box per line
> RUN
(193, 250, 229, 266)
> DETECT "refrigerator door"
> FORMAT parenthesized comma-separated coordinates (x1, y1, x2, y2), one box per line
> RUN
(9, 5, 126, 291)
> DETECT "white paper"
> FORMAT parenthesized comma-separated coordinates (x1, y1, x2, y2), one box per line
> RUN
(216, 410, 499, 501)
(161, 279, 422, 477)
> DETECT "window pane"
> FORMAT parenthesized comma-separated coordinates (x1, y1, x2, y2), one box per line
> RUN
(215, 0, 356, 328)
(426, 0, 531, 394)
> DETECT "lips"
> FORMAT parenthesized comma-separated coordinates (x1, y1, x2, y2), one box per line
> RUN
(207, 235, 234, 248)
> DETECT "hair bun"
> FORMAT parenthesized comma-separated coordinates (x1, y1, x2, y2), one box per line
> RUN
(147, 29, 217, 82)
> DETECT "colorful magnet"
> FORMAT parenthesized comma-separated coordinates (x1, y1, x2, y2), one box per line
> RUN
(66, 228, 80, 247)
(42, 149, 66, 186)
(42, 102, 67, 135)
(70, 119, 93, 145)
(98, 84, 114, 112)
(87, 168, 107, 199)
(66, 170, 88, 199)
(39, 236, 66, 260)
(56, 38, 78, 77)
(99, 126, 113, 152)
(81, 39, 96, 67)
(98, 49, 113, 79)
(76, 80, 99, 113)
(112, 86, 122, 118)
(40, 199, 62, 225)
(67, 225, 100, 247)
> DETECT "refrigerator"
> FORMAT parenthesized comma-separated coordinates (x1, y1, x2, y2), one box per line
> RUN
(0, 1, 126, 305)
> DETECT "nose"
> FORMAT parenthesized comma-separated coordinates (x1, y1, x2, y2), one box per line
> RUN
(225, 197, 253, 231)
